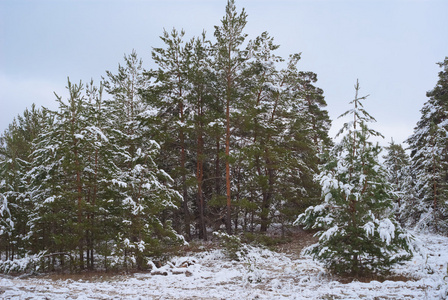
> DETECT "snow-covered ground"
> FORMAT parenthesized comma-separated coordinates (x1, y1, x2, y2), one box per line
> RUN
(1, 231, 447, 299)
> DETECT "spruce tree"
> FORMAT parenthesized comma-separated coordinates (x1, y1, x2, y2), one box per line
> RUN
(296, 80, 412, 275)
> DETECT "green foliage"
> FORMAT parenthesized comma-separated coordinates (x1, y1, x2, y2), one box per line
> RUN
(242, 232, 290, 249)
(383, 141, 416, 225)
(0, 104, 50, 259)
(406, 57, 448, 233)
(1, 0, 333, 272)
(213, 231, 248, 261)
(297, 80, 413, 276)
(138, 0, 331, 239)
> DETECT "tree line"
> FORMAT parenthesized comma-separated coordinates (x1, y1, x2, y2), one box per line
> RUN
(0, 0, 330, 271)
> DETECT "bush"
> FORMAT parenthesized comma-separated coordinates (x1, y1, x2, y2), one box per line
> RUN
(213, 231, 248, 261)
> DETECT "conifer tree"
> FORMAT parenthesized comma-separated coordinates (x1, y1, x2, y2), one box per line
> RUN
(27, 79, 97, 269)
(406, 57, 448, 232)
(0, 105, 49, 259)
(236, 49, 328, 233)
(79, 80, 116, 269)
(1, 2, 336, 267)
(144, 29, 195, 239)
(272, 54, 330, 228)
(0, 187, 13, 256)
(296, 80, 412, 275)
(187, 34, 216, 240)
(383, 141, 415, 225)
(213, 0, 249, 234)
(105, 52, 183, 269)
(229, 30, 282, 232)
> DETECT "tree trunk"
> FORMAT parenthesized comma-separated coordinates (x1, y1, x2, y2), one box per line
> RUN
(260, 152, 274, 232)
(180, 126, 191, 240)
(196, 99, 207, 240)
(225, 95, 232, 234)
(73, 137, 84, 270)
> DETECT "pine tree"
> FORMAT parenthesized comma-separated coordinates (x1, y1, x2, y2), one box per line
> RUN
(104, 52, 183, 269)
(27, 79, 96, 269)
(296, 80, 412, 275)
(0, 105, 49, 260)
(235, 48, 328, 233)
(272, 54, 330, 229)
(229, 30, 283, 233)
(79, 80, 115, 270)
(187, 33, 216, 240)
(383, 141, 415, 225)
(144, 29, 196, 239)
(0, 186, 13, 254)
(406, 57, 448, 232)
(213, 0, 249, 234)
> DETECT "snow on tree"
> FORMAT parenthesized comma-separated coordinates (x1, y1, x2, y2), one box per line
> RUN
(0, 105, 49, 260)
(144, 29, 198, 240)
(20, 74, 183, 271)
(213, 0, 250, 234)
(26, 79, 98, 269)
(0, 192, 13, 237)
(104, 52, 184, 269)
(382, 141, 417, 226)
(406, 57, 448, 233)
(296, 80, 413, 275)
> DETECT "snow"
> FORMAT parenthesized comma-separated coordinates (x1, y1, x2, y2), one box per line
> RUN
(42, 196, 55, 204)
(1, 231, 447, 299)
(378, 218, 396, 245)
(111, 179, 127, 188)
(86, 126, 109, 142)
(320, 225, 339, 241)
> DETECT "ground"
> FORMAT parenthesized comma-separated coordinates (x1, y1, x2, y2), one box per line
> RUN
(1, 229, 447, 299)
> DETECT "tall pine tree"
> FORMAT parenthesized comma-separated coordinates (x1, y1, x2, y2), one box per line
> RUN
(213, 0, 249, 234)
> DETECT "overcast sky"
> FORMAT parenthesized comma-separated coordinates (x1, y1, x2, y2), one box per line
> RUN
(1, 0, 447, 146)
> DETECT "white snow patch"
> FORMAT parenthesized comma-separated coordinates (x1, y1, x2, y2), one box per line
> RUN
(1, 232, 447, 299)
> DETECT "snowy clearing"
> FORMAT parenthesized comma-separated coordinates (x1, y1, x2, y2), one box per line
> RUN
(1, 231, 447, 299)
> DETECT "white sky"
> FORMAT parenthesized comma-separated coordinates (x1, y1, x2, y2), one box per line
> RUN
(1, 0, 447, 146)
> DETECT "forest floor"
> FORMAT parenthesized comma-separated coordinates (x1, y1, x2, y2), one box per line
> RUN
(1, 228, 448, 299)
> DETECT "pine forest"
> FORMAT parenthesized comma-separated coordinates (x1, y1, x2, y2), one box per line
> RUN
(1, 2, 447, 295)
